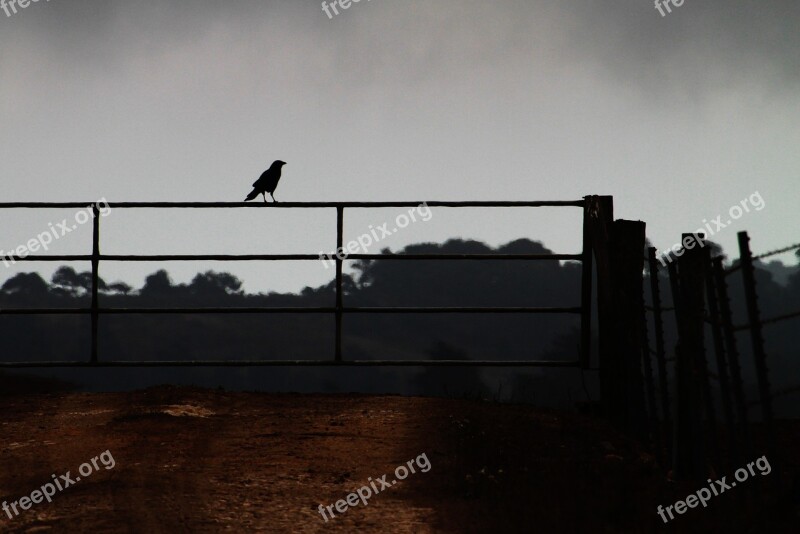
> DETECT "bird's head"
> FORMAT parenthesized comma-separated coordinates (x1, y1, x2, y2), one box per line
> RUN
(274, 160, 287, 167)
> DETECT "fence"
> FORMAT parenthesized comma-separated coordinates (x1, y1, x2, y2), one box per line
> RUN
(0, 200, 597, 368)
(643, 231, 800, 478)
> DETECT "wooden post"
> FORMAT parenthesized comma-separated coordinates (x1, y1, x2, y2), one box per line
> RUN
(713, 257, 750, 456)
(586, 196, 648, 435)
(648, 247, 672, 464)
(678, 239, 719, 466)
(737, 231, 774, 456)
(671, 234, 708, 480)
(694, 245, 719, 467)
(608, 219, 648, 435)
(704, 249, 738, 465)
(640, 277, 661, 461)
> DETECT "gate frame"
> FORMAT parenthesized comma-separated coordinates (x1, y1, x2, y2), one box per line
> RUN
(0, 199, 598, 368)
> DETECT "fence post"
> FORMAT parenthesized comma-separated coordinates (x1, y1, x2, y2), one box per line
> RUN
(586, 196, 648, 434)
(91, 204, 100, 364)
(648, 247, 672, 464)
(639, 276, 661, 461)
(610, 220, 648, 437)
(737, 231, 774, 456)
(704, 250, 738, 465)
(713, 257, 750, 455)
(670, 234, 708, 480)
(694, 241, 719, 466)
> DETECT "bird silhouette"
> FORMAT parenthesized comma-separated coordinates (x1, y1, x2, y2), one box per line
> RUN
(244, 160, 287, 203)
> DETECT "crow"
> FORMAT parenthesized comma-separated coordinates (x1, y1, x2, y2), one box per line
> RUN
(244, 160, 287, 203)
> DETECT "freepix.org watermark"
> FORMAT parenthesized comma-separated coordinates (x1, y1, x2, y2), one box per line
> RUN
(321, 0, 371, 19)
(1, 0, 52, 18)
(317, 452, 431, 522)
(319, 202, 433, 269)
(656, 191, 765, 267)
(2, 450, 115, 521)
(1, 199, 111, 269)
(656, 455, 771, 523)
(654, 0, 687, 17)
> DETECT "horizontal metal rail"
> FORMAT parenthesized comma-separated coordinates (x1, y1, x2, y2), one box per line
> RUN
(0, 306, 583, 315)
(0, 200, 584, 209)
(0, 359, 581, 368)
(2, 253, 583, 262)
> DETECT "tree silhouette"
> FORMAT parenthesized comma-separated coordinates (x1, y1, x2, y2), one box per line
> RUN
(107, 282, 133, 296)
(51, 266, 108, 296)
(1, 272, 49, 298)
(0, 237, 797, 411)
(141, 269, 178, 297)
(189, 271, 243, 297)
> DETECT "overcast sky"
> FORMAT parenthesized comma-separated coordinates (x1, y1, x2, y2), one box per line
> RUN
(1, 0, 798, 293)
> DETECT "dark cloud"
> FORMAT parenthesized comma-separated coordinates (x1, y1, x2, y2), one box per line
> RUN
(3, 0, 798, 95)
(1, 1, 297, 70)
(561, 0, 800, 93)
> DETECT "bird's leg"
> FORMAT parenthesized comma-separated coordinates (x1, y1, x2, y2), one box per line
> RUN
(271, 192, 278, 203)
(262, 192, 268, 203)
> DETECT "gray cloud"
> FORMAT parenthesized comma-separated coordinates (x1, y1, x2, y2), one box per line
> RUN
(3, 1, 798, 95)
(561, 0, 800, 94)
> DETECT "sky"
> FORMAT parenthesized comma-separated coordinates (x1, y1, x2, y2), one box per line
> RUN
(1, 0, 798, 294)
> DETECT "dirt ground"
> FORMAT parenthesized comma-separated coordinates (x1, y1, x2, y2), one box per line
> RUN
(0, 386, 798, 533)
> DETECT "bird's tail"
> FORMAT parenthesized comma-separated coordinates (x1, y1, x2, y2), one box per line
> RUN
(244, 189, 259, 201)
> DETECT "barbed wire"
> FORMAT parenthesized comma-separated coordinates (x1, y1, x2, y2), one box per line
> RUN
(647, 240, 797, 270)
(758, 308, 800, 327)
(753, 241, 800, 261)
(747, 384, 800, 407)
(721, 240, 799, 275)
(701, 299, 800, 329)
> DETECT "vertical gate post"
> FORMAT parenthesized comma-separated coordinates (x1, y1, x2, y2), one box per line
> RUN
(91, 204, 100, 364)
(587, 196, 647, 434)
(335, 206, 344, 363)
(580, 198, 594, 369)
(585, 196, 615, 417)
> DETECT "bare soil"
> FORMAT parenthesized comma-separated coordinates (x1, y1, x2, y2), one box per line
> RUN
(0, 386, 797, 533)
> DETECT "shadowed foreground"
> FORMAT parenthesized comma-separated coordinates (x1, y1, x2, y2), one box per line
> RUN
(0, 387, 797, 533)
